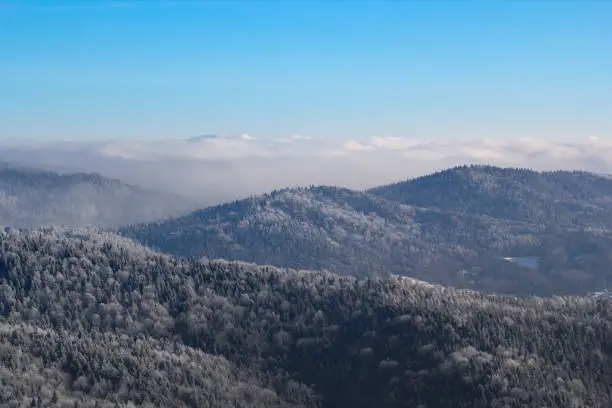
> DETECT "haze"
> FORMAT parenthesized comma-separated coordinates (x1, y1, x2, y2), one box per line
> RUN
(1, 136, 612, 204)
(1, 0, 611, 201)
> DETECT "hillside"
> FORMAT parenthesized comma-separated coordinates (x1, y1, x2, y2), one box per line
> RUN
(120, 186, 537, 284)
(368, 165, 612, 230)
(0, 228, 611, 407)
(0, 164, 197, 228)
(121, 180, 612, 297)
(368, 165, 612, 295)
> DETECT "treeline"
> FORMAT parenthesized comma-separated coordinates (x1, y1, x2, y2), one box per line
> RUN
(1, 227, 612, 407)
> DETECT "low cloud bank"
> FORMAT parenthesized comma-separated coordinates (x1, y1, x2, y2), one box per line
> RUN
(1, 135, 609, 205)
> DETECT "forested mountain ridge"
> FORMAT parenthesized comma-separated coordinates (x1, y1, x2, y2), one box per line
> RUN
(120, 185, 532, 282)
(0, 164, 197, 228)
(367, 165, 612, 295)
(369, 165, 612, 230)
(1, 227, 612, 407)
(120, 178, 612, 297)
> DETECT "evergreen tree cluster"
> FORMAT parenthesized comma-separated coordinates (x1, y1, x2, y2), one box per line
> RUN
(1, 227, 611, 407)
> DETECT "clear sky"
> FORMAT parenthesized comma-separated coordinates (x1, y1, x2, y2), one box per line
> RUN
(1, 0, 611, 141)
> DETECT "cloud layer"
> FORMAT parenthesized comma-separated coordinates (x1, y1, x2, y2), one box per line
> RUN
(1, 135, 610, 205)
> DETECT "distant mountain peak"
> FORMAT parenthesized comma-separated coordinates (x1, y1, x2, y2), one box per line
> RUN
(0, 164, 197, 228)
(186, 135, 219, 142)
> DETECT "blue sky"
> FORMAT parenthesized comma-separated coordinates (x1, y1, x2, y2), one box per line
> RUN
(1, 0, 611, 141)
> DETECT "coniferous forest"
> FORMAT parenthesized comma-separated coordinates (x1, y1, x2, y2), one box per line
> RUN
(0, 165, 612, 406)
(1, 227, 612, 407)
(4, 2, 611, 405)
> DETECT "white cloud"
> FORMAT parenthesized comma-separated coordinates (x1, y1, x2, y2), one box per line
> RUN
(343, 140, 375, 152)
(371, 136, 424, 151)
(0, 135, 610, 205)
(276, 134, 313, 143)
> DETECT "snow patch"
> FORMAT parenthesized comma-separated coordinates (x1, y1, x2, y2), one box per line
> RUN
(503, 256, 540, 270)
(591, 290, 612, 299)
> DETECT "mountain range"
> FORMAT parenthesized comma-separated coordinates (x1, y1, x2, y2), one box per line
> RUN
(3, 162, 612, 297)
(0, 163, 198, 229)
(369, 165, 612, 230)
(121, 165, 612, 297)
(2, 163, 612, 406)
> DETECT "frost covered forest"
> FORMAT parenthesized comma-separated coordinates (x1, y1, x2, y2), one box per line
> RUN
(123, 166, 612, 297)
(1, 164, 612, 407)
(4, 0, 612, 405)
(1, 227, 612, 407)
